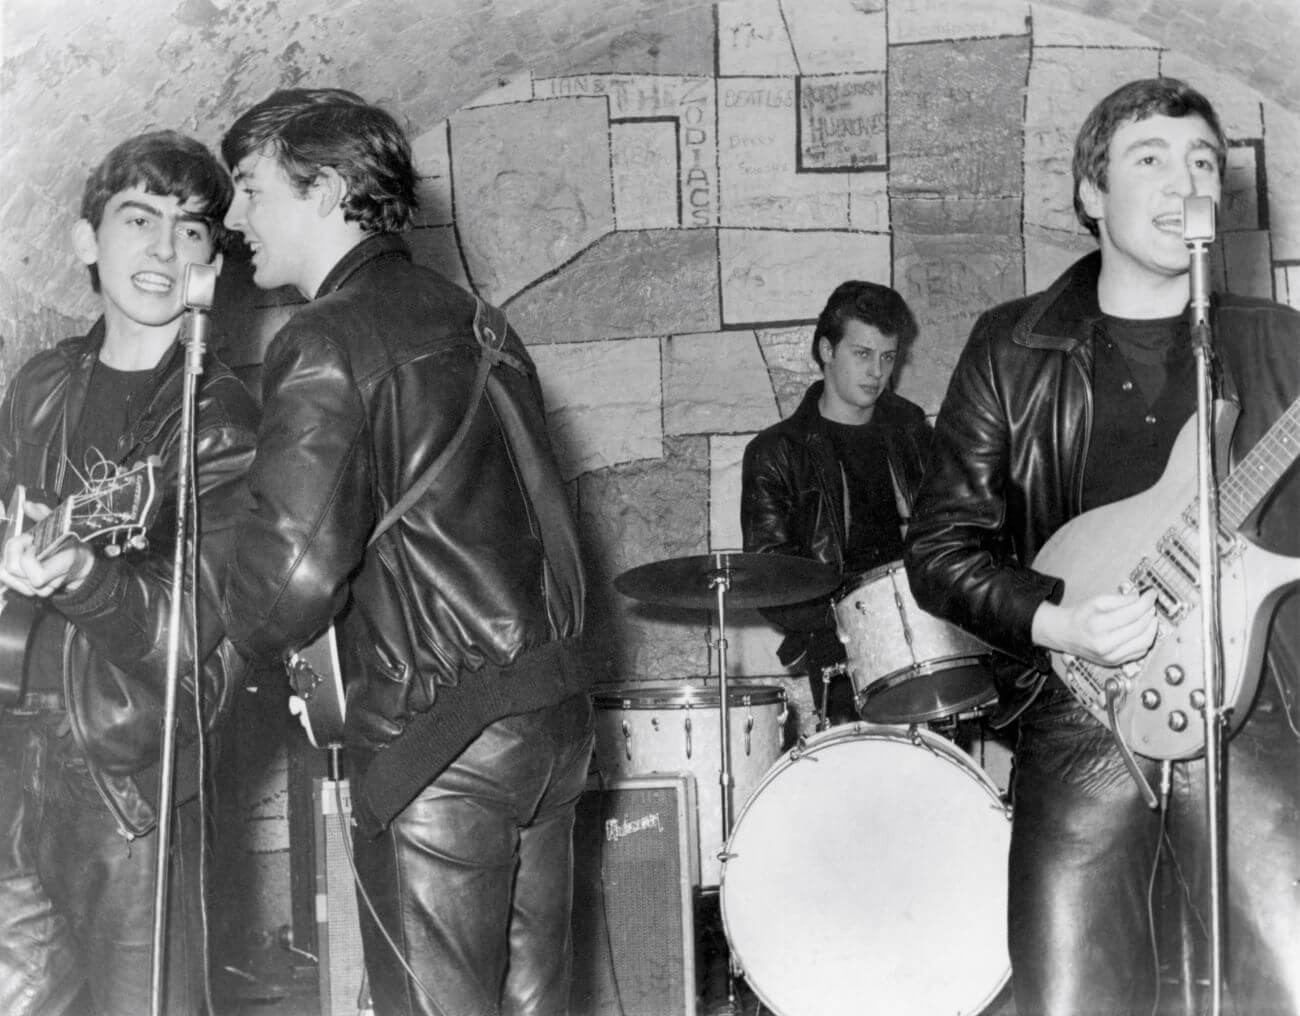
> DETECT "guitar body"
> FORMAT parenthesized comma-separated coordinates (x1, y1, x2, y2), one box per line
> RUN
(0, 594, 38, 705)
(1034, 413, 1300, 759)
(0, 459, 161, 706)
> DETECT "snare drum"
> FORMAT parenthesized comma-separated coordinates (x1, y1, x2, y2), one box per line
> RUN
(721, 724, 1011, 1016)
(835, 561, 997, 724)
(592, 683, 786, 886)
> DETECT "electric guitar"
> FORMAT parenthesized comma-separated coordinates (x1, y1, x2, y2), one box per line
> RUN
(0, 456, 163, 704)
(1033, 395, 1300, 760)
(285, 624, 345, 749)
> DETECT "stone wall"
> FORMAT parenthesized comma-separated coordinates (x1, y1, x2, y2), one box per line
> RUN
(210, 1, 1300, 735)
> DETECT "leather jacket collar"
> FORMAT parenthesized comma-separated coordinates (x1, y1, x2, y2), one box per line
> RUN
(316, 233, 413, 299)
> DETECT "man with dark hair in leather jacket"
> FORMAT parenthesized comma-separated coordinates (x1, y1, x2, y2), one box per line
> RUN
(0, 131, 259, 1015)
(219, 89, 593, 1016)
(907, 78, 1300, 1016)
(742, 281, 932, 726)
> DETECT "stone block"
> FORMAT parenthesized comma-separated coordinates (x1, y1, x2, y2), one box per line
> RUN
(1028, 3, 1160, 48)
(663, 331, 777, 436)
(1221, 231, 1274, 299)
(1160, 55, 1265, 141)
(612, 120, 681, 230)
(889, 36, 1030, 199)
(529, 337, 663, 479)
(889, 0, 1029, 45)
(710, 433, 752, 551)
(450, 96, 614, 304)
(717, 0, 799, 77)
(406, 226, 471, 290)
(784, 0, 887, 75)
(537, 73, 719, 228)
(799, 73, 888, 171)
(1023, 225, 1096, 295)
(462, 70, 535, 108)
(894, 225, 1024, 413)
(849, 174, 891, 231)
(578, 437, 712, 682)
(506, 229, 720, 342)
(719, 229, 891, 326)
(719, 77, 877, 229)
(1024, 47, 1160, 233)
(1223, 142, 1262, 233)
(756, 326, 822, 417)
(411, 122, 454, 227)
(1264, 102, 1300, 262)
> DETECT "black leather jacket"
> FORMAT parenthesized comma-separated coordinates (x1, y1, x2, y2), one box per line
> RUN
(0, 323, 259, 836)
(222, 235, 585, 750)
(741, 382, 933, 659)
(906, 252, 1300, 723)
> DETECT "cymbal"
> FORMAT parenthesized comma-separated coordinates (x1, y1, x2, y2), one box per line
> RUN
(614, 551, 839, 609)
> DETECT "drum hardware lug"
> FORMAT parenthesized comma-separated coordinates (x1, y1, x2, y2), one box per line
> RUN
(621, 719, 632, 762)
(684, 714, 693, 759)
(743, 713, 754, 756)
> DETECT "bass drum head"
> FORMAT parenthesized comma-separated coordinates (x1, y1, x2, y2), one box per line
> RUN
(720, 724, 1011, 1016)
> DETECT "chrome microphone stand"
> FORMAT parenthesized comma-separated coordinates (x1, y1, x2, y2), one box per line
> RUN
(150, 261, 216, 1016)
(1184, 193, 1226, 1016)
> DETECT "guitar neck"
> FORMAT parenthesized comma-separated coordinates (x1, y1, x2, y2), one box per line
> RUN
(1220, 395, 1300, 530)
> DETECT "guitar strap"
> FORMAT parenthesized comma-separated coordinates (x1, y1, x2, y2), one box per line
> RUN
(367, 296, 525, 546)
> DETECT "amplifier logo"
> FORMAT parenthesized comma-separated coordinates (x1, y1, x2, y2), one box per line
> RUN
(605, 812, 662, 841)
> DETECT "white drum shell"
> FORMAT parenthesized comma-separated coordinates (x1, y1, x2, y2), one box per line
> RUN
(721, 724, 1011, 1016)
(835, 562, 996, 723)
(592, 683, 786, 887)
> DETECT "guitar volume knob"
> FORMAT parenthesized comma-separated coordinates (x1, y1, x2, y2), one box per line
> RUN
(1168, 710, 1189, 732)
(1189, 689, 1206, 710)
(1164, 665, 1185, 686)
(1140, 689, 1161, 710)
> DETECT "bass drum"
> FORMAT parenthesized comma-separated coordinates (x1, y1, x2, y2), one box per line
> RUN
(721, 724, 1011, 1016)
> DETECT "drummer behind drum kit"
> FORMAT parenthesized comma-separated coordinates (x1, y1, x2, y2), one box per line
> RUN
(605, 550, 1016, 1016)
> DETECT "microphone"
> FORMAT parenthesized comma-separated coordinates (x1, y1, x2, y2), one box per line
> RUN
(1183, 194, 1215, 332)
(180, 262, 217, 371)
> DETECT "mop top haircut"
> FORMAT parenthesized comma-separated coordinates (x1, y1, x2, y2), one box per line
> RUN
(221, 88, 418, 235)
(79, 130, 233, 290)
(1072, 76, 1228, 239)
(812, 280, 919, 373)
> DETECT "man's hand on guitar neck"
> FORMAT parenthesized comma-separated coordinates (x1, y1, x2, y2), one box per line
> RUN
(0, 503, 96, 599)
(1031, 588, 1159, 667)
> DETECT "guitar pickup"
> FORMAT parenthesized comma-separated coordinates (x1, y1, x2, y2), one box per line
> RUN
(1157, 530, 1199, 588)
(1130, 561, 1189, 624)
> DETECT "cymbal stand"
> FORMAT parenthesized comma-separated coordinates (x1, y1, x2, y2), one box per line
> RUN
(708, 551, 736, 844)
(707, 552, 749, 1014)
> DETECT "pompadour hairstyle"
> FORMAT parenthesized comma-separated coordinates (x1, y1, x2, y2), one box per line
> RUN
(221, 88, 418, 234)
(811, 280, 919, 371)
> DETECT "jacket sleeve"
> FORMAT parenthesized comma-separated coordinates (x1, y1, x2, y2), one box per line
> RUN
(903, 316, 1060, 664)
(221, 324, 375, 661)
(740, 433, 838, 634)
(51, 376, 260, 773)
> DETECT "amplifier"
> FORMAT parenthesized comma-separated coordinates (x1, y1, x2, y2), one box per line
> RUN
(570, 773, 698, 1016)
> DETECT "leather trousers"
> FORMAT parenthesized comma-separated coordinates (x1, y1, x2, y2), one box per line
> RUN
(351, 692, 595, 1016)
(1008, 677, 1300, 1016)
(0, 709, 206, 1016)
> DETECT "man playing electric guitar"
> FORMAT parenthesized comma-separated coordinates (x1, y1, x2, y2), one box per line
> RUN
(0, 132, 259, 1015)
(906, 78, 1300, 1016)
